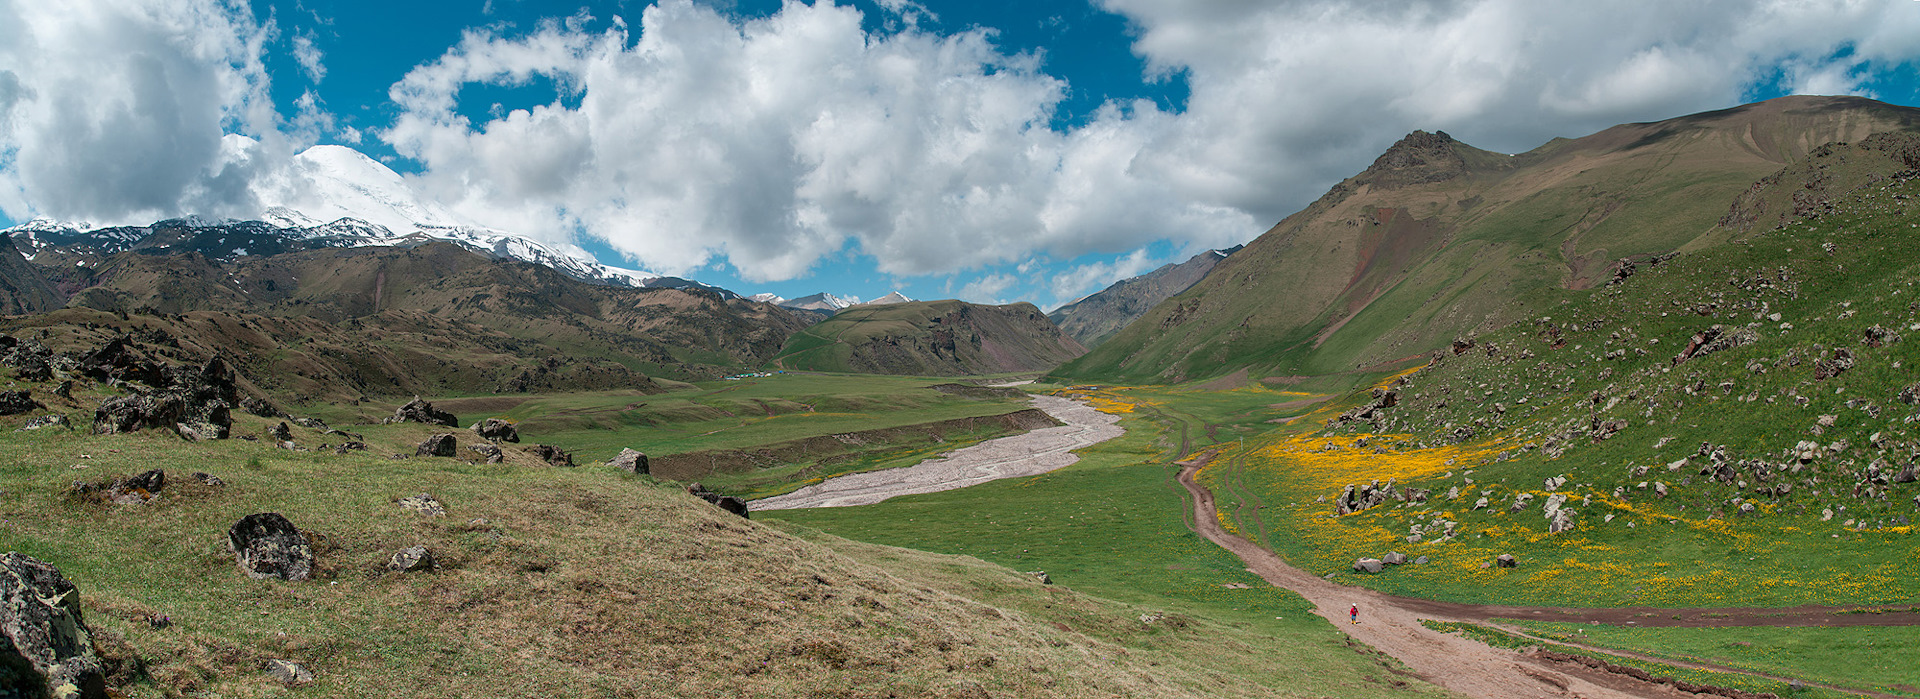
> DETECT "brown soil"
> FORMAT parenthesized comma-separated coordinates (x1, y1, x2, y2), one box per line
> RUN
(1173, 451, 1916, 699)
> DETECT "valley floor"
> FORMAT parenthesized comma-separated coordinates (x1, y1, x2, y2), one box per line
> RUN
(751, 394, 1124, 510)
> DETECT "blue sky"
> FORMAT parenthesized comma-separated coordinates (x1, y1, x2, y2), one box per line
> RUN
(4, 0, 1920, 310)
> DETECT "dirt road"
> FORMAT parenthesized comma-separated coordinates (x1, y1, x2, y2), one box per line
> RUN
(1177, 452, 1738, 699)
(750, 394, 1123, 510)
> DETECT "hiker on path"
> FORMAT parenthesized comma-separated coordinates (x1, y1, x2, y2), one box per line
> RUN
(1349, 603, 1359, 624)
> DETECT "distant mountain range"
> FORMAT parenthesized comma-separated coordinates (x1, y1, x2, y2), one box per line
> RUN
(1047, 247, 1241, 348)
(6, 145, 737, 299)
(747, 290, 916, 314)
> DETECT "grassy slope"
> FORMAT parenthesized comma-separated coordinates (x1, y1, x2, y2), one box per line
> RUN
(763, 382, 1448, 699)
(1, 377, 1448, 699)
(1504, 621, 1920, 697)
(1055, 95, 1920, 384)
(1174, 137, 1920, 691)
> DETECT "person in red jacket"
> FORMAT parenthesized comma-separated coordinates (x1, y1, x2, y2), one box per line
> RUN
(1349, 603, 1359, 624)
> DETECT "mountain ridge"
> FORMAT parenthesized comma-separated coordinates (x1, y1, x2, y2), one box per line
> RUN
(770, 299, 1085, 376)
(1048, 246, 1241, 347)
(1052, 95, 1920, 384)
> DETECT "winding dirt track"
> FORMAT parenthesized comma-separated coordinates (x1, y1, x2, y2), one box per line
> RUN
(749, 395, 1124, 510)
(1177, 453, 1660, 699)
(1177, 451, 1920, 699)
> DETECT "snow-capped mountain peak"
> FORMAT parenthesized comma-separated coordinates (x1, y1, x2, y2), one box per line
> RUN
(3, 143, 761, 298)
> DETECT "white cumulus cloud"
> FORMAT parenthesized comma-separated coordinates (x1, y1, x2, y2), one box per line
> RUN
(379, 0, 1251, 282)
(0, 0, 285, 225)
(1098, 0, 1920, 223)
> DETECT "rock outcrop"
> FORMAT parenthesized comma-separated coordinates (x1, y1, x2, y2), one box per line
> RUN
(226, 513, 313, 581)
(687, 483, 749, 518)
(607, 448, 649, 475)
(415, 434, 457, 458)
(0, 553, 108, 699)
(390, 397, 457, 427)
(468, 418, 518, 443)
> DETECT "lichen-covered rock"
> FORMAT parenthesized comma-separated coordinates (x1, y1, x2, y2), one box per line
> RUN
(606, 448, 648, 475)
(1352, 558, 1384, 573)
(390, 397, 457, 427)
(0, 390, 42, 417)
(226, 513, 312, 581)
(16, 414, 70, 431)
(0, 553, 108, 699)
(396, 493, 446, 517)
(466, 443, 503, 464)
(239, 396, 278, 418)
(527, 444, 573, 467)
(387, 546, 435, 572)
(468, 418, 519, 443)
(415, 434, 457, 458)
(92, 394, 186, 435)
(265, 658, 313, 685)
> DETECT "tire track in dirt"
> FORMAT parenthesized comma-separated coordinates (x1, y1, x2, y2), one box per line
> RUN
(749, 394, 1124, 510)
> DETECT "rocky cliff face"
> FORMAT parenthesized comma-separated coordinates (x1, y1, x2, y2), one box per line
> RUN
(0, 235, 61, 316)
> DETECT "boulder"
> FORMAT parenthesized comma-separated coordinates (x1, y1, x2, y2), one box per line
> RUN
(239, 396, 278, 418)
(105, 470, 165, 506)
(468, 418, 519, 443)
(528, 445, 573, 467)
(386, 546, 435, 572)
(1895, 463, 1918, 485)
(713, 496, 749, 518)
(1352, 558, 1384, 574)
(390, 397, 457, 427)
(0, 390, 41, 416)
(0, 553, 108, 699)
(1381, 552, 1408, 565)
(1413, 556, 1430, 565)
(606, 448, 649, 475)
(1495, 554, 1517, 568)
(686, 483, 750, 519)
(415, 434, 457, 458)
(396, 493, 446, 517)
(226, 513, 313, 581)
(466, 443, 503, 464)
(265, 658, 313, 685)
(268, 422, 293, 442)
(77, 337, 167, 387)
(92, 394, 186, 435)
(16, 414, 70, 431)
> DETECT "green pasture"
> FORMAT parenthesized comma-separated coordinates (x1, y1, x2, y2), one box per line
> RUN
(1503, 621, 1920, 698)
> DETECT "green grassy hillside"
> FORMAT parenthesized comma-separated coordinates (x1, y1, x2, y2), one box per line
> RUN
(1198, 132, 1920, 609)
(770, 300, 1086, 376)
(1054, 95, 1920, 384)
